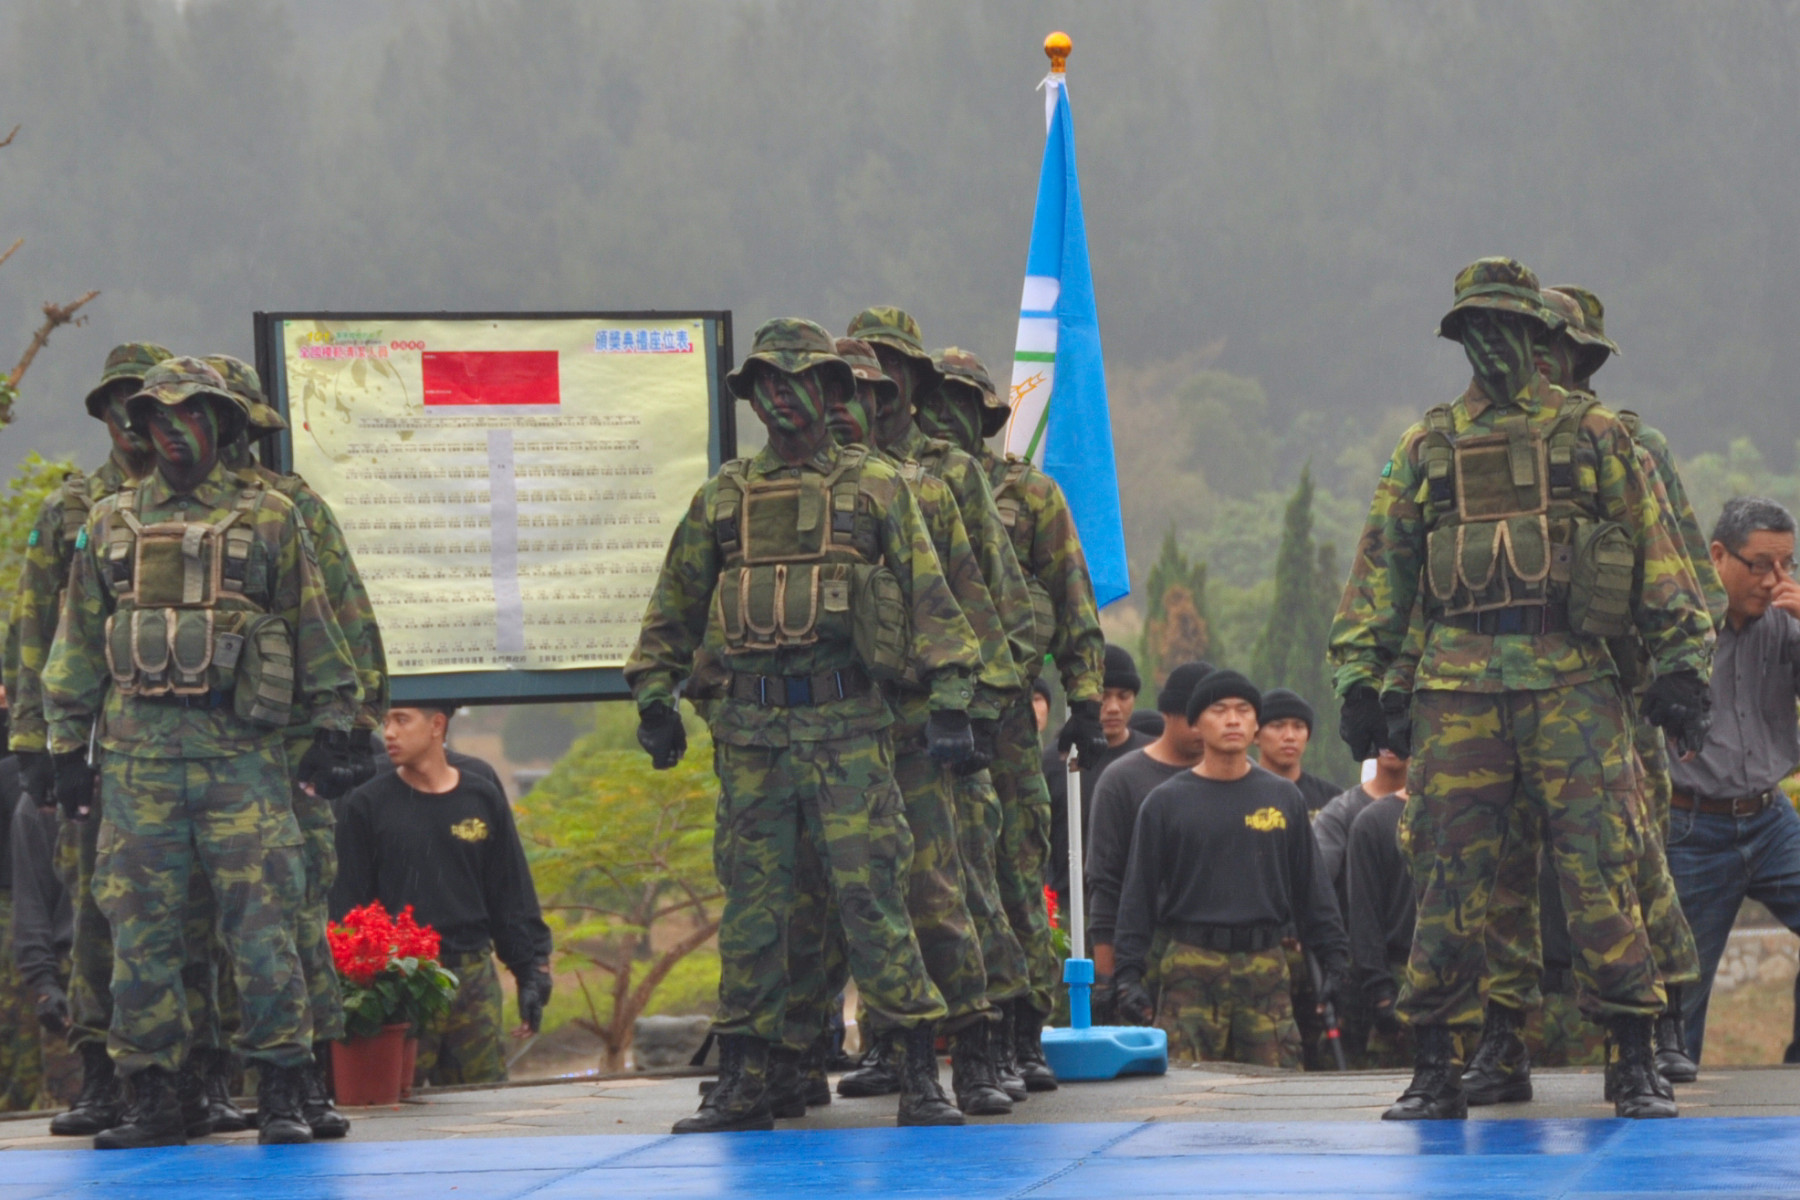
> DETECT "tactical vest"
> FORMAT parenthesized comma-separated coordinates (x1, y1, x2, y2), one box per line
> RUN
(710, 446, 908, 679)
(58, 471, 94, 547)
(99, 482, 295, 726)
(1420, 395, 1635, 637)
(989, 455, 1058, 656)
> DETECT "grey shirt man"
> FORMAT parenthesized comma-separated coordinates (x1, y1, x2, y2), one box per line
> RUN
(1668, 608, 1800, 800)
(1084, 749, 1191, 946)
(1313, 784, 1384, 920)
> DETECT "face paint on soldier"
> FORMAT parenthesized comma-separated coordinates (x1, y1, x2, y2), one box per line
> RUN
(1534, 330, 1583, 391)
(1459, 309, 1543, 404)
(747, 364, 826, 435)
(916, 381, 984, 455)
(145, 398, 222, 492)
(99, 384, 153, 462)
(826, 383, 876, 447)
(869, 345, 921, 447)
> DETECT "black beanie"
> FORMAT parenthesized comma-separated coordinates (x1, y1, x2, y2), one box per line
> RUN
(1103, 644, 1141, 694)
(1258, 688, 1315, 732)
(1185, 670, 1262, 723)
(1156, 660, 1215, 716)
(1031, 676, 1053, 702)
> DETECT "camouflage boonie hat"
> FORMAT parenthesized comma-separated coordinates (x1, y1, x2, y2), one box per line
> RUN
(203, 354, 288, 432)
(833, 337, 898, 401)
(846, 307, 935, 363)
(129, 356, 249, 437)
(1546, 285, 1619, 361)
(1436, 257, 1564, 340)
(725, 318, 855, 400)
(932, 347, 1005, 411)
(83, 341, 173, 418)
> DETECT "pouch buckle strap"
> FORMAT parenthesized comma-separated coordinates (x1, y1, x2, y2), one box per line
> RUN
(1443, 605, 1570, 635)
(730, 666, 871, 708)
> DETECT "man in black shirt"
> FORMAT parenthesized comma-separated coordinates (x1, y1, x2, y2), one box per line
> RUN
(334, 705, 553, 1087)
(1047, 645, 1150, 916)
(1254, 690, 1342, 814)
(1115, 672, 1349, 1068)
(1347, 788, 1414, 1067)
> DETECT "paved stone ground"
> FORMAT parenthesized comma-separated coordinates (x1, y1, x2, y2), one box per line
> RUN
(2, 1064, 1795, 1148)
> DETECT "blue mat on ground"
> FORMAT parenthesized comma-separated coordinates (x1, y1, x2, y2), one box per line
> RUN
(6, 1118, 1800, 1199)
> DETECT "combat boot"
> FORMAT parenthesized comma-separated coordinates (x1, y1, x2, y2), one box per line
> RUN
(202, 1048, 251, 1133)
(1461, 1002, 1532, 1105)
(94, 1066, 186, 1150)
(302, 1045, 350, 1139)
(895, 1023, 963, 1127)
(50, 1041, 123, 1136)
(992, 1003, 1027, 1101)
(836, 1030, 900, 1098)
(1012, 999, 1058, 1092)
(950, 1021, 1013, 1116)
(257, 1061, 315, 1145)
(673, 1035, 775, 1134)
(178, 1054, 214, 1138)
(1655, 986, 1699, 1084)
(1607, 1015, 1678, 1119)
(1382, 1024, 1468, 1121)
(799, 1033, 833, 1107)
(766, 1044, 807, 1120)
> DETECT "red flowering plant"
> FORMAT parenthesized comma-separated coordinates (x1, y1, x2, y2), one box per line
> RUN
(1046, 885, 1070, 959)
(328, 902, 460, 1040)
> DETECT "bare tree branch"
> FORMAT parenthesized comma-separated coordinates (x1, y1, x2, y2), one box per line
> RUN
(2, 290, 100, 421)
(0, 126, 20, 149)
(0, 239, 25, 276)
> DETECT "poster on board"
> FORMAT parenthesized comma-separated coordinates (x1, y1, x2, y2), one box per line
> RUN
(253, 311, 733, 704)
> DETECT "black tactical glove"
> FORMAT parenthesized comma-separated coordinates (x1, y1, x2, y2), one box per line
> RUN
(636, 701, 687, 770)
(298, 729, 364, 800)
(1338, 684, 1387, 761)
(1319, 966, 1351, 1017)
(1369, 979, 1402, 1036)
(1115, 972, 1154, 1026)
(926, 709, 975, 764)
(1090, 974, 1118, 1025)
(17, 751, 54, 810)
(955, 717, 999, 777)
(52, 750, 95, 820)
(1643, 669, 1713, 759)
(515, 962, 553, 1033)
(35, 982, 70, 1034)
(1056, 698, 1108, 765)
(1379, 691, 1413, 759)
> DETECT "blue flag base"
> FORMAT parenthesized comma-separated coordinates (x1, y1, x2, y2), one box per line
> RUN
(1043, 957, 1169, 1081)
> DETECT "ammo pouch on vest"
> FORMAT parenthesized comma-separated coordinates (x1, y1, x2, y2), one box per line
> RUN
(993, 457, 1057, 656)
(100, 484, 290, 725)
(1567, 519, 1636, 638)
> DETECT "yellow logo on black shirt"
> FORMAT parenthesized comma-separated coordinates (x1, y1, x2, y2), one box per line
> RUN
(449, 817, 489, 843)
(1245, 807, 1287, 833)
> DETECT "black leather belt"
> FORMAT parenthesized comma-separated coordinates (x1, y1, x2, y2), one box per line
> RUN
(730, 666, 872, 708)
(149, 690, 230, 710)
(1442, 606, 1569, 635)
(1671, 788, 1772, 818)
(1165, 922, 1283, 954)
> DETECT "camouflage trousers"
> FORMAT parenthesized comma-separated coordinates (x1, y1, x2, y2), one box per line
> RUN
(0, 893, 42, 1111)
(955, 768, 1030, 1008)
(1153, 938, 1301, 1069)
(56, 807, 112, 1052)
(415, 949, 506, 1086)
(1401, 681, 1661, 1028)
(712, 733, 945, 1041)
(93, 749, 312, 1074)
(990, 696, 1059, 1015)
(286, 738, 346, 1042)
(1523, 974, 1606, 1066)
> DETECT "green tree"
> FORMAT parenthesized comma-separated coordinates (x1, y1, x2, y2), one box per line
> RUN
(1138, 526, 1215, 686)
(0, 450, 74, 604)
(1249, 466, 1354, 784)
(515, 703, 720, 1072)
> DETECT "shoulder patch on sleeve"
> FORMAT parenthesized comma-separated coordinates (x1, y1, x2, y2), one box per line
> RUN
(1381, 461, 1393, 479)
(27, 528, 39, 546)
(73, 527, 87, 550)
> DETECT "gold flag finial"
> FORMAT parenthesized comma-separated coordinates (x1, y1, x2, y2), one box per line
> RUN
(1044, 31, 1071, 74)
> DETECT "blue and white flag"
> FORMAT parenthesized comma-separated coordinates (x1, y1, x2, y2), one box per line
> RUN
(1003, 71, 1130, 608)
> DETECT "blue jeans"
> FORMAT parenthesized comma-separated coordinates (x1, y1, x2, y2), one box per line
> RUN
(1665, 798, 1800, 1062)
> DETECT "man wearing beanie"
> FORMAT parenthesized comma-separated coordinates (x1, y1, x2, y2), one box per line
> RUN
(1085, 662, 1215, 1016)
(1113, 672, 1349, 1067)
(1254, 689, 1343, 814)
(1046, 644, 1150, 917)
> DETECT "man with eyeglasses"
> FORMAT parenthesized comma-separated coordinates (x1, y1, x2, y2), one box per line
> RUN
(1665, 496, 1800, 1062)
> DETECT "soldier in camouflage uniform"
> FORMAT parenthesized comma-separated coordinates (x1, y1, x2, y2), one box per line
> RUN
(626, 319, 981, 1133)
(906, 322, 1108, 1091)
(4, 343, 168, 1136)
(44, 357, 364, 1148)
(779, 337, 1020, 1118)
(1460, 288, 1714, 1104)
(1329, 258, 1714, 1121)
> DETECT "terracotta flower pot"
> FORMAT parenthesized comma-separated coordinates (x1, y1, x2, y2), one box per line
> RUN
(332, 1024, 409, 1107)
(400, 1036, 420, 1098)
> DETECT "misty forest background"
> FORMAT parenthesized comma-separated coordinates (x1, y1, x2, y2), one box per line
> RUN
(7, 0, 1800, 784)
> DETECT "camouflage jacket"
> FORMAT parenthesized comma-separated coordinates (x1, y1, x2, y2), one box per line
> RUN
(890, 427, 1029, 708)
(1619, 412, 1726, 623)
(1331, 374, 1713, 696)
(239, 462, 389, 732)
(979, 448, 1105, 702)
(624, 441, 979, 747)
(44, 462, 361, 758)
(5, 455, 137, 754)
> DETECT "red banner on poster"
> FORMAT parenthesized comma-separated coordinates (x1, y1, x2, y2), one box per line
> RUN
(421, 350, 560, 406)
